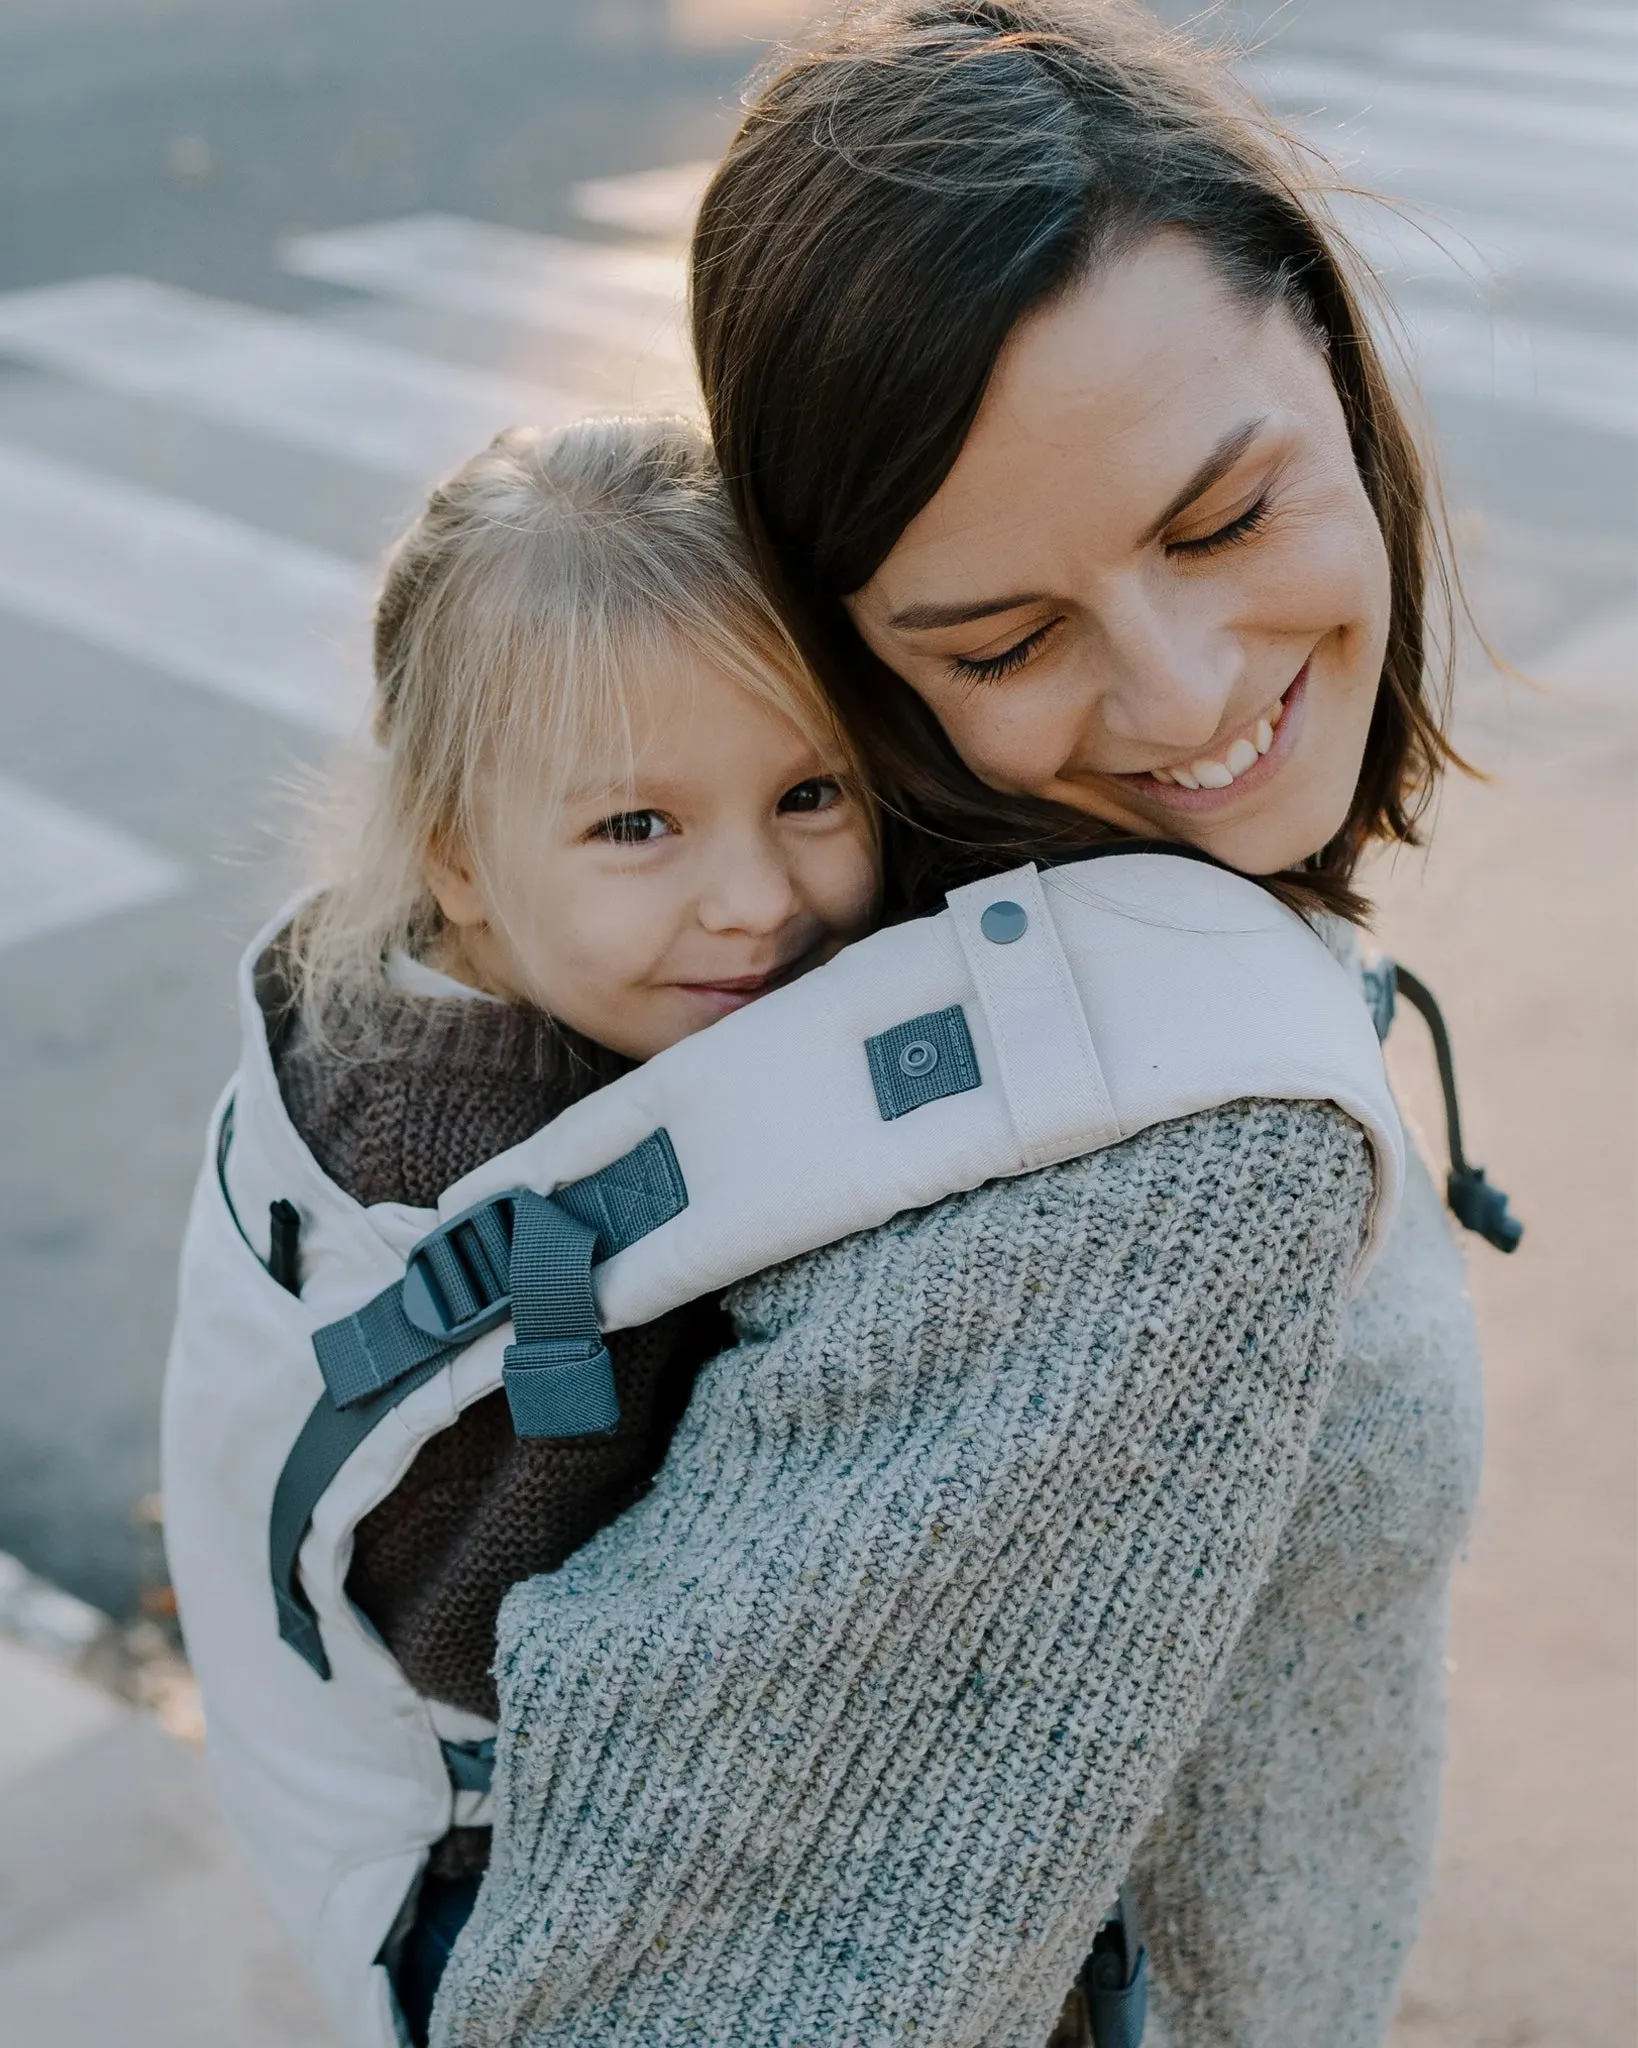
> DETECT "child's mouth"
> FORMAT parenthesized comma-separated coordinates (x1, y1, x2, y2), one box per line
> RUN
(674, 948, 821, 1015)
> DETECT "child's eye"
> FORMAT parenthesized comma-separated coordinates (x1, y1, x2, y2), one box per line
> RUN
(589, 809, 675, 845)
(777, 776, 844, 814)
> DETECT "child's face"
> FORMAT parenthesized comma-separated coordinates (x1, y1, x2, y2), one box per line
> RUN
(430, 648, 880, 1060)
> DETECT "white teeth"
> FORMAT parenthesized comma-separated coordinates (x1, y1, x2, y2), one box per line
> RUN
(1159, 702, 1283, 792)
(1269, 696, 1285, 726)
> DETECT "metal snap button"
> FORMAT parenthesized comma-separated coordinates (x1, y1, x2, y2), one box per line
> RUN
(898, 1038, 938, 1077)
(980, 899, 1029, 945)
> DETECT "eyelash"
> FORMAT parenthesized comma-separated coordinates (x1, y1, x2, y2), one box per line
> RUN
(944, 496, 1272, 684)
(778, 776, 844, 814)
(589, 809, 673, 845)
(1167, 494, 1272, 559)
(947, 623, 1056, 685)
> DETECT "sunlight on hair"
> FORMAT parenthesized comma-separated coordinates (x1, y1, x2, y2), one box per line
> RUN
(288, 414, 869, 1049)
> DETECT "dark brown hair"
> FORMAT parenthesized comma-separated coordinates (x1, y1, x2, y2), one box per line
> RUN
(691, 0, 1461, 915)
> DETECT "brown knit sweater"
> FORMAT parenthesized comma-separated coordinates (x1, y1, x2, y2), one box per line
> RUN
(265, 959, 732, 1874)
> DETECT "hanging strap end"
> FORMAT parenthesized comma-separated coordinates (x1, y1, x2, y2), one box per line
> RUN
(1448, 1165, 1523, 1253)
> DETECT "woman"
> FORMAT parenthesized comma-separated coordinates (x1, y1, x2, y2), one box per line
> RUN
(434, 6, 1483, 2043)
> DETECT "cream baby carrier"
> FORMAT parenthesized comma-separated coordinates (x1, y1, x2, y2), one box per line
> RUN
(163, 848, 1442, 2048)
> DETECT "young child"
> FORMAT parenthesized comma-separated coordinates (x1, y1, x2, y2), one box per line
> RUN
(265, 414, 879, 2031)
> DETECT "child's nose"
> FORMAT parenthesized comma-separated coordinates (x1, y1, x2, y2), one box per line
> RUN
(696, 838, 802, 936)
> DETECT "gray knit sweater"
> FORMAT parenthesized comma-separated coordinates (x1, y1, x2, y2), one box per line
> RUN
(431, 1099, 1481, 2047)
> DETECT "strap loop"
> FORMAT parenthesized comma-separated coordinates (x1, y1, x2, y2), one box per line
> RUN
(502, 1338, 619, 1438)
(502, 1192, 619, 1439)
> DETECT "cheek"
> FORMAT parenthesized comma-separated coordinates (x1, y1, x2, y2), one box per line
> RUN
(512, 877, 667, 1015)
(806, 826, 883, 934)
(1261, 480, 1391, 654)
(915, 674, 1086, 794)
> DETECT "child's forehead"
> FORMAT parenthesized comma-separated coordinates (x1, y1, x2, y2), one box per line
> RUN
(561, 637, 818, 767)
(558, 694, 826, 808)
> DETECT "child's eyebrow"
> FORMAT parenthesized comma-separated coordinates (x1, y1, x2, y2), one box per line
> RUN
(557, 776, 647, 810)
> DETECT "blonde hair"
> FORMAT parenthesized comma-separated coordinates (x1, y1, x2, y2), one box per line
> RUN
(290, 415, 870, 1035)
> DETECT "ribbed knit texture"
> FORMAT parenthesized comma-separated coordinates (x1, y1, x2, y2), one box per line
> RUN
(428, 1097, 1477, 2047)
(1129, 1141, 1482, 2048)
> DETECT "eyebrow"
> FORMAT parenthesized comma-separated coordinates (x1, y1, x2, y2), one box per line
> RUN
(884, 416, 1270, 635)
(885, 589, 1050, 632)
(1137, 415, 1269, 545)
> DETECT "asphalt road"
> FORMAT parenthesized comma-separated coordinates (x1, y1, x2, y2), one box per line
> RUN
(0, 0, 1622, 1613)
(0, 2, 1631, 2044)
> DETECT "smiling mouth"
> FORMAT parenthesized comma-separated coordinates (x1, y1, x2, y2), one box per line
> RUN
(675, 949, 819, 1005)
(1115, 659, 1311, 810)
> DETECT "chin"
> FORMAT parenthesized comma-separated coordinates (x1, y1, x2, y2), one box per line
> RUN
(1200, 794, 1353, 878)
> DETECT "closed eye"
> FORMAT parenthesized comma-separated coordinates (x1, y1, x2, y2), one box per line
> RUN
(946, 619, 1059, 685)
(1167, 495, 1271, 560)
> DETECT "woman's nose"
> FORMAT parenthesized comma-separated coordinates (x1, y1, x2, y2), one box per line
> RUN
(695, 834, 802, 936)
(1094, 589, 1242, 752)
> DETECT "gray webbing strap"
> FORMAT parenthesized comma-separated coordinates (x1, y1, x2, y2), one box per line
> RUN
(271, 1129, 686, 1677)
(1084, 1887, 1148, 2047)
(270, 1356, 447, 1680)
(312, 1289, 455, 1410)
(501, 1193, 618, 1438)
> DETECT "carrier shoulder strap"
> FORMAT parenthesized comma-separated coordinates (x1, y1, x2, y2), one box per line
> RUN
(263, 850, 1420, 1680)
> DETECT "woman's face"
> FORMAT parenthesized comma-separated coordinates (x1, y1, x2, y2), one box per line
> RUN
(844, 231, 1392, 875)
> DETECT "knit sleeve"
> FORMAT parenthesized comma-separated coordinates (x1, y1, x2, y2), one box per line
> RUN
(432, 1099, 1375, 2048)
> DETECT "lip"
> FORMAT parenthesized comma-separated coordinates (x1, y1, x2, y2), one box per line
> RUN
(672, 950, 818, 1015)
(1113, 658, 1311, 815)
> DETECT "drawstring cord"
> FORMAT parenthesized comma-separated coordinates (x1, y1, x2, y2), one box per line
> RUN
(1380, 962, 1523, 1254)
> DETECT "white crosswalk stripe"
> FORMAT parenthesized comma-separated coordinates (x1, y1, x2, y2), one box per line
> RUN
(1382, 27, 1638, 89)
(1244, 6, 1637, 438)
(0, 275, 580, 480)
(0, 773, 184, 954)
(1249, 57, 1638, 153)
(1552, 3, 1638, 38)
(572, 161, 715, 242)
(0, 442, 371, 733)
(283, 215, 688, 363)
(1392, 303, 1637, 436)
(1334, 195, 1635, 302)
(1323, 120, 1634, 216)
(0, 15, 1632, 954)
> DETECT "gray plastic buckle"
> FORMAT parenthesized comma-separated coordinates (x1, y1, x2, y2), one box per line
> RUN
(400, 1191, 523, 1343)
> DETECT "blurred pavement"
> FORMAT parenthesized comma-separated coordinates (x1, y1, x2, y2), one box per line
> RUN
(1375, 606, 1636, 2048)
(0, 1630, 335, 2047)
